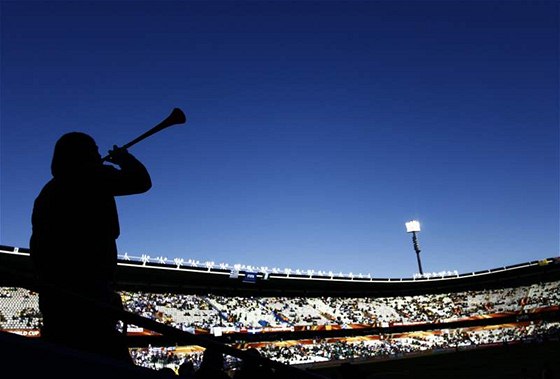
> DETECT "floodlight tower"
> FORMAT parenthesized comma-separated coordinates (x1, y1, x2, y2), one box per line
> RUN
(405, 220, 424, 275)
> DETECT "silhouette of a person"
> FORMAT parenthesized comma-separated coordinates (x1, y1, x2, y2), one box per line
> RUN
(178, 360, 196, 378)
(30, 132, 152, 363)
(233, 348, 275, 379)
(194, 346, 230, 379)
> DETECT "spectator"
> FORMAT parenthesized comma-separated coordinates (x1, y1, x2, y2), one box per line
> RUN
(159, 366, 177, 376)
(29, 132, 151, 363)
(233, 348, 275, 379)
(194, 346, 230, 379)
(178, 360, 196, 378)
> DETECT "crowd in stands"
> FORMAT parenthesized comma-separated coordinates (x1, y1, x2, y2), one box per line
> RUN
(116, 281, 559, 331)
(255, 321, 560, 365)
(0, 287, 41, 330)
(1, 281, 559, 374)
(120, 292, 221, 331)
(1, 280, 559, 333)
(128, 320, 560, 372)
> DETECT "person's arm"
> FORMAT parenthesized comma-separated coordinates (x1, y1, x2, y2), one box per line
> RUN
(103, 146, 152, 196)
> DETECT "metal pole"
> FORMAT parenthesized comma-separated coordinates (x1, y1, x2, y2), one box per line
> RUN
(412, 231, 424, 275)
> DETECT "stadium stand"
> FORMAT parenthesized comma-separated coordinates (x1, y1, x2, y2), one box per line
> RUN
(0, 245, 559, 378)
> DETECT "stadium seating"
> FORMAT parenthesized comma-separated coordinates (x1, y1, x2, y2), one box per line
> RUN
(1, 246, 558, 377)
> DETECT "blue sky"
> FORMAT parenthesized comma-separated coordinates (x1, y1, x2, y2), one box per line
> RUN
(1, 1, 558, 278)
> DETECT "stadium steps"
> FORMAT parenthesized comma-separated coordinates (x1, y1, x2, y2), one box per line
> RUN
(201, 295, 230, 322)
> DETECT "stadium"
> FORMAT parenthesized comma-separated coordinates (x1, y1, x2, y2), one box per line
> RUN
(1, 244, 559, 378)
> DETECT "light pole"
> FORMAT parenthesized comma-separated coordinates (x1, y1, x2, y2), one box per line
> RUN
(405, 220, 424, 275)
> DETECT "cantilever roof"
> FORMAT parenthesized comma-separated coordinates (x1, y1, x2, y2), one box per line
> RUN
(1, 245, 558, 297)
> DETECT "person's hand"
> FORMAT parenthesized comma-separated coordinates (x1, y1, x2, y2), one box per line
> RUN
(106, 145, 131, 166)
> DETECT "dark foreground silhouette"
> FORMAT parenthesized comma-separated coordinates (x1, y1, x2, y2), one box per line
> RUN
(30, 132, 151, 363)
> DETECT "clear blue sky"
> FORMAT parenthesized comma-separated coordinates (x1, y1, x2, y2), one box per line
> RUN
(1, 1, 558, 278)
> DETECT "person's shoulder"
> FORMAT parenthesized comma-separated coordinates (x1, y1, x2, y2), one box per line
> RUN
(33, 179, 57, 201)
(40, 178, 57, 190)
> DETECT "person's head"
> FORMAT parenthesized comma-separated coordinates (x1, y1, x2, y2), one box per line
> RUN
(178, 360, 194, 377)
(158, 366, 177, 376)
(51, 132, 102, 178)
(242, 348, 262, 368)
(201, 346, 224, 369)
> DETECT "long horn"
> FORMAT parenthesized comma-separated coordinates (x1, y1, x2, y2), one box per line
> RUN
(102, 108, 186, 161)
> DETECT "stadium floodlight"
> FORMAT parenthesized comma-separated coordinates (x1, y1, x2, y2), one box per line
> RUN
(405, 220, 421, 233)
(405, 220, 424, 275)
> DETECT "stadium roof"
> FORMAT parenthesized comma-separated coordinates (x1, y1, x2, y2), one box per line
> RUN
(2, 245, 559, 297)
